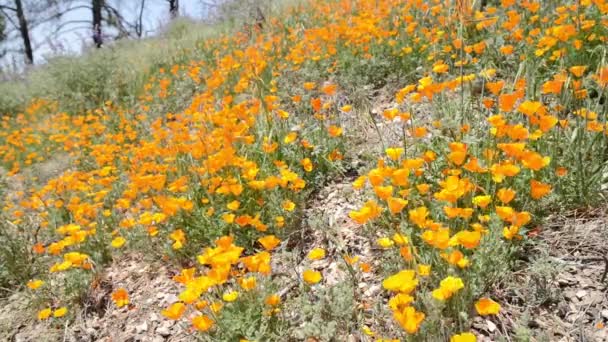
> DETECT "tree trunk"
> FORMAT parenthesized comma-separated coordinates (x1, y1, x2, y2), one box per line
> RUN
(168, 0, 178, 19)
(135, 0, 146, 38)
(0, 14, 6, 41)
(14, 0, 33, 64)
(92, 0, 103, 48)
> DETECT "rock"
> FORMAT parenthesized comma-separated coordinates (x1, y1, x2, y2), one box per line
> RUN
(156, 326, 171, 337)
(557, 302, 569, 318)
(486, 320, 497, 333)
(75, 335, 93, 342)
(578, 278, 592, 288)
(363, 284, 380, 298)
(582, 268, 596, 277)
(13, 332, 28, 342)
(576, 290, 587, 299)
(582, 291, 603, 305)
(135, 321, 148, 333)
(157, 293, 178, 305)
(85, 327, 98, 337)
(528, 319, 541, 328)
(566, 312, 578, 323)
(165, 294, 178, 303)
(472, 317, 487, 331)
(563, 290, 577, 301)
(156, 320, 174, 337)
(594, 329, 608, 341)
(557, 274, 577, 286)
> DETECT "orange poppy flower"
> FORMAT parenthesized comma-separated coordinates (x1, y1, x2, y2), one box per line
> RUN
(530, 180, 552, 199)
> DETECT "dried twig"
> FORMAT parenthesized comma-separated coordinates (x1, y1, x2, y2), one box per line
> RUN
(600, 254, 608, 283)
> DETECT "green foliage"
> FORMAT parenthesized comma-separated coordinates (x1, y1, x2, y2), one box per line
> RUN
(0, 19, 221, 116)
(0, 219, 41, 297)
(0, 81, 28, 114)
(207, 288, 287, 341)
(31, 52, 130, 113)
(287, 282, 358, 341)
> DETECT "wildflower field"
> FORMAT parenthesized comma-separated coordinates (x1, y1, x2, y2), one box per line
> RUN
(1, 0, 608, 341)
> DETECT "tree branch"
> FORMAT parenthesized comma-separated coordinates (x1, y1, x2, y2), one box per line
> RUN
(0, 4, 17, 12)
(29, 4, 94, 30)
(0, 7, 19, 29)
(102, 4, 136, 38)
(51, 24, 90, 37)
(64, 4, 93, 12)
(50, 19, 91, 36)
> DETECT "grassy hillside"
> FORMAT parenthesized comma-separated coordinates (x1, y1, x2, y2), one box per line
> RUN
(1, 0, 608, 341)
(0, 18, 222, 115)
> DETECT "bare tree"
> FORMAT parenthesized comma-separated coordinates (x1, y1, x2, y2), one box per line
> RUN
(167, 0, 178, 19)
(103, 2, 144, 39)
(134, 0, 145, 38)
(13, 0, 31, 62)
(0, 14, 5, 59)
(0, 0, 152, 65)
(0, 0, 34, 64)
(92, 0, 102, 47)
(0, 10, 5, 40)
(68, 1, 149, 44)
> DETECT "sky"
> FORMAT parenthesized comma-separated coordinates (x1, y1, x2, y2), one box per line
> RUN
(1, 0, 206, 68)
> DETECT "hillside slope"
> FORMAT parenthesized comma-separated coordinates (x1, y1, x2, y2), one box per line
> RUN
(1, 0, 608, 341)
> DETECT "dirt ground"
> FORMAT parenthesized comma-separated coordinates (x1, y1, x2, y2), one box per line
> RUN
(474, 207, 608, 342)
(1, 254, 194, 342)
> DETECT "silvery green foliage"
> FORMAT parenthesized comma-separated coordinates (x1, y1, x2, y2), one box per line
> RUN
(289, 282, 356, 341)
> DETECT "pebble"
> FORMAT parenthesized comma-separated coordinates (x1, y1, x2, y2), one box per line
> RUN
(582, 291, 604, 305)
(563, 290, 577, 301)
(156, 320, 174, 337)
(156, 326, 171, 337)
(13, 332, 28, 342)
(135, 321, 148, 333)
(486, 320, 497, 333)
(576, 289, 587, 299)
(363, 284, 380, 297)
(557, 274, 577, 286)
(528, 318, 543, 328)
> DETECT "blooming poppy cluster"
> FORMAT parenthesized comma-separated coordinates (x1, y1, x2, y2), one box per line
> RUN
(2, 0, 607, 340)
(155, 235, 282, 331)
(5, 0, 348, 333)
(344, 0, 608, 339)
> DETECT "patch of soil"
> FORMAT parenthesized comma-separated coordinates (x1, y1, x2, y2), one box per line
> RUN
(270, 174, 402, 340)
(478, 207, 608, 342)
(1, 255, 194, 342)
